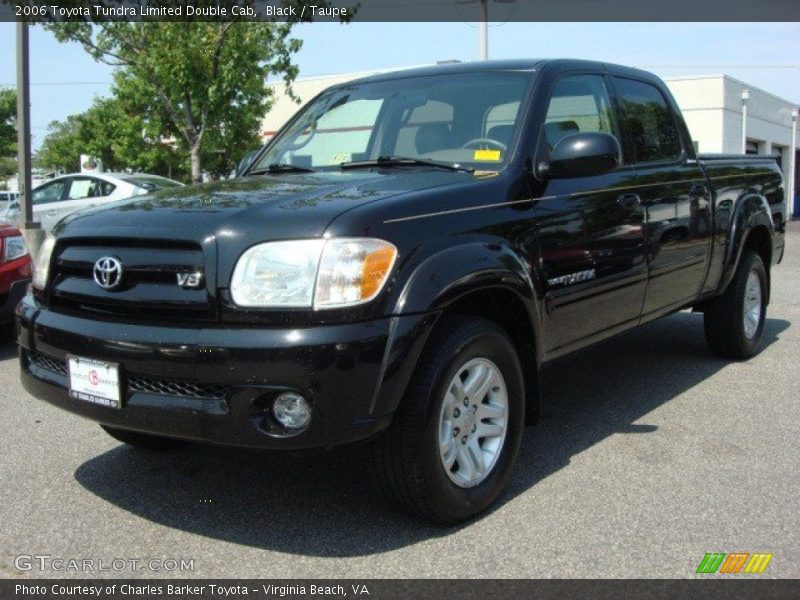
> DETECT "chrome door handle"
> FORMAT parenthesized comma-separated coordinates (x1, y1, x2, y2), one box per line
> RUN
(616, 193, 641, 208)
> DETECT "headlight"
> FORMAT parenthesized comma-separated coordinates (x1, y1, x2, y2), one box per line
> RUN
(230, 240, 325, 307)
(314, 238, 397, 309)
(230, 238, 397, 309)
(32, 236, 56, 290)
(2, 235, 28, 263)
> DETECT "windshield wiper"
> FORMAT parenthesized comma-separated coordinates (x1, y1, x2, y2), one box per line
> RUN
(248, 163, 316, 175)
(340, 156, 474, 173)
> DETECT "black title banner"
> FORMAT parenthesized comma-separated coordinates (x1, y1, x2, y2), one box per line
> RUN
(2, 0, 800, 23)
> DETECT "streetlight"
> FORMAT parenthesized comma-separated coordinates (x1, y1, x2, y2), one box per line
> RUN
(790, 108, 797, 221)
(741, 88, 750, 154)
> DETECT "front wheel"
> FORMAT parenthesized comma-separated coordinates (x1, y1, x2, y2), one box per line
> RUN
(372, 315, 525, 525)
(704, 250, 768, 359)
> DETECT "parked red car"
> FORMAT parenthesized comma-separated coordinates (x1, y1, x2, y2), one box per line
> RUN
(0, 225, 32, 328)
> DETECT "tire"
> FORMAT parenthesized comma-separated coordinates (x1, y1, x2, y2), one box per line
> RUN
(101, 425, 187, 451)
(372, 315, 525, 525)
(704, 250, 768, 359)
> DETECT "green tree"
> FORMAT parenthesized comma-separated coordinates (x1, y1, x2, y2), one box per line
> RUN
(48, 21, 305, 182)
(35, 115, 82, 173)
(0, 88, 16, 184)
(35, 96, 189, 180)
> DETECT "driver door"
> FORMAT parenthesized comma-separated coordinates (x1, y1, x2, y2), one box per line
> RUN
(533, 73, 648, 356)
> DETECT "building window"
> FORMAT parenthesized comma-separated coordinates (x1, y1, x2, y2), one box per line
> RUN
(745, 141, 759, 155)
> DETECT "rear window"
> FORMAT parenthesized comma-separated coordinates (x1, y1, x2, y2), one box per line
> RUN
(119, 176, 183, 191)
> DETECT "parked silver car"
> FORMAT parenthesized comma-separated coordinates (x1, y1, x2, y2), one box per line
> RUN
(0, 173, 183, 231)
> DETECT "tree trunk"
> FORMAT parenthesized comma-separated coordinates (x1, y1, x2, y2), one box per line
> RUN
(189, 143, 202, 183)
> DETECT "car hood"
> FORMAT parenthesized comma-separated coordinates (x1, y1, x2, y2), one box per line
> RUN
(54, 170, 473, 246)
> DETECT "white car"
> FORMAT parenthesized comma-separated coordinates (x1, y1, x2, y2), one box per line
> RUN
(0, 172, 184, 231)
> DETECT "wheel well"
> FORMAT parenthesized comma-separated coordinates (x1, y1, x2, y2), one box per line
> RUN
(441, 287, 540, 424)
(743, 225, 772, 301)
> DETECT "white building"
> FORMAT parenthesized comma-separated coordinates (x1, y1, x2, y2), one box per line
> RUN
(260, 66, 799, 213)
(666, 74, 796, 168)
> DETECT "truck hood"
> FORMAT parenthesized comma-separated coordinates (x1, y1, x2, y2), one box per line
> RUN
(54, 170, 473, 244)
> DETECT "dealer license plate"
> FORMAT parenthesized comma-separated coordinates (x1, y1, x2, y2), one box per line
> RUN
(67, 356, 121, 409)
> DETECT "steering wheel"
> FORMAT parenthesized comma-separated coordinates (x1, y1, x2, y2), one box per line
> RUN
(461, 138, 508, 151)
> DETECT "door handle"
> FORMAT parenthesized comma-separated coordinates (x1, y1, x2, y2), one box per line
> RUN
(46, 210, 57, 216)
(616, 193, 641, 208)
(689, 184, 708, 197)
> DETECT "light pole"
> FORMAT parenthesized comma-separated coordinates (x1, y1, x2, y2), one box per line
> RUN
(790, 108, 797, 221)
(478, 0, 488, 61)
(459, 0, 515, 61)
(741, 88, 750, 154)
(15, 22, 45, 257)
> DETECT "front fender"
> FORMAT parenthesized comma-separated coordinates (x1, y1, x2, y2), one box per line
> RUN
(372, 242, 541, 421)
(719, 192, 774, 294)
(392, 242, 536, 314)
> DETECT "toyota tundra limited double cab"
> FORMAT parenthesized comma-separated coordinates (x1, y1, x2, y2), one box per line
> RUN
(18, 60, 785, 524)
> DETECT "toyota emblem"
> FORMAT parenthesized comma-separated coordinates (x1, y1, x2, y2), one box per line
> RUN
(93, 256, 124, 290)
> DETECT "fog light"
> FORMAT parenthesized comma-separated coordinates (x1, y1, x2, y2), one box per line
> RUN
(272, 393, 311, 429)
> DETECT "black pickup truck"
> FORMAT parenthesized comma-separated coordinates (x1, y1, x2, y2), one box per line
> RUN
(18, 60, 785, 524)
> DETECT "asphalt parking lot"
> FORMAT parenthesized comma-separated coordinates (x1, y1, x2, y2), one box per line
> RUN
(1, 224, 798, 580)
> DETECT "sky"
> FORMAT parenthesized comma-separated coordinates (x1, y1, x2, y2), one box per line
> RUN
(0, 22, 798, 150)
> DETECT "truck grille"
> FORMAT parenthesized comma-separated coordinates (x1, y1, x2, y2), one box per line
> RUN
(27, 350, 229, 401)
(48, 239, 213, 321)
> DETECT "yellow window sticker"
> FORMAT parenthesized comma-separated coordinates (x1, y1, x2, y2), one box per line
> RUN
(331, 153, 352, 164)
(473, 149, 502, 161)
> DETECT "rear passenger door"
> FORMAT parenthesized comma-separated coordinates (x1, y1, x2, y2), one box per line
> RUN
(610, 77, 712, 316)
(534, 73, 647, 355)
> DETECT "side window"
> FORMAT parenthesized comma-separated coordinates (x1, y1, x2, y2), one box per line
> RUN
(66, 177, 97, 200)
(97, 180, 116, 196)
(612, 77, 682, 163)
(544, 75, 616, 150)
(32, 180, 68, 205)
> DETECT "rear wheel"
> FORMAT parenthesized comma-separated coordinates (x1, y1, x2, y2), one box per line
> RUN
(704, 250, 767, 359)
(101, 425, 187, 451)
(372, 315, 525, 525)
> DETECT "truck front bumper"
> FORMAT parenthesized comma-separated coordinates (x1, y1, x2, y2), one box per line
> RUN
(16, 295, 434, 450)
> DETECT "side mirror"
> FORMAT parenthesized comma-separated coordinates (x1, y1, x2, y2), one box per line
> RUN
(539, 132, 621, 179)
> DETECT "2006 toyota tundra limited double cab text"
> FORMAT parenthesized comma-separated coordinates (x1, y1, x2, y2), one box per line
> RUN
(18, 60, 785, 524)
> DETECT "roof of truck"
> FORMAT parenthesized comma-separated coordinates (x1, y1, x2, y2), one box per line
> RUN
(342, 58, 661, 87)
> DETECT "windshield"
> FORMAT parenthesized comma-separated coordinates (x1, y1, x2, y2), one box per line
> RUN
(252, 71, 532, 172)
